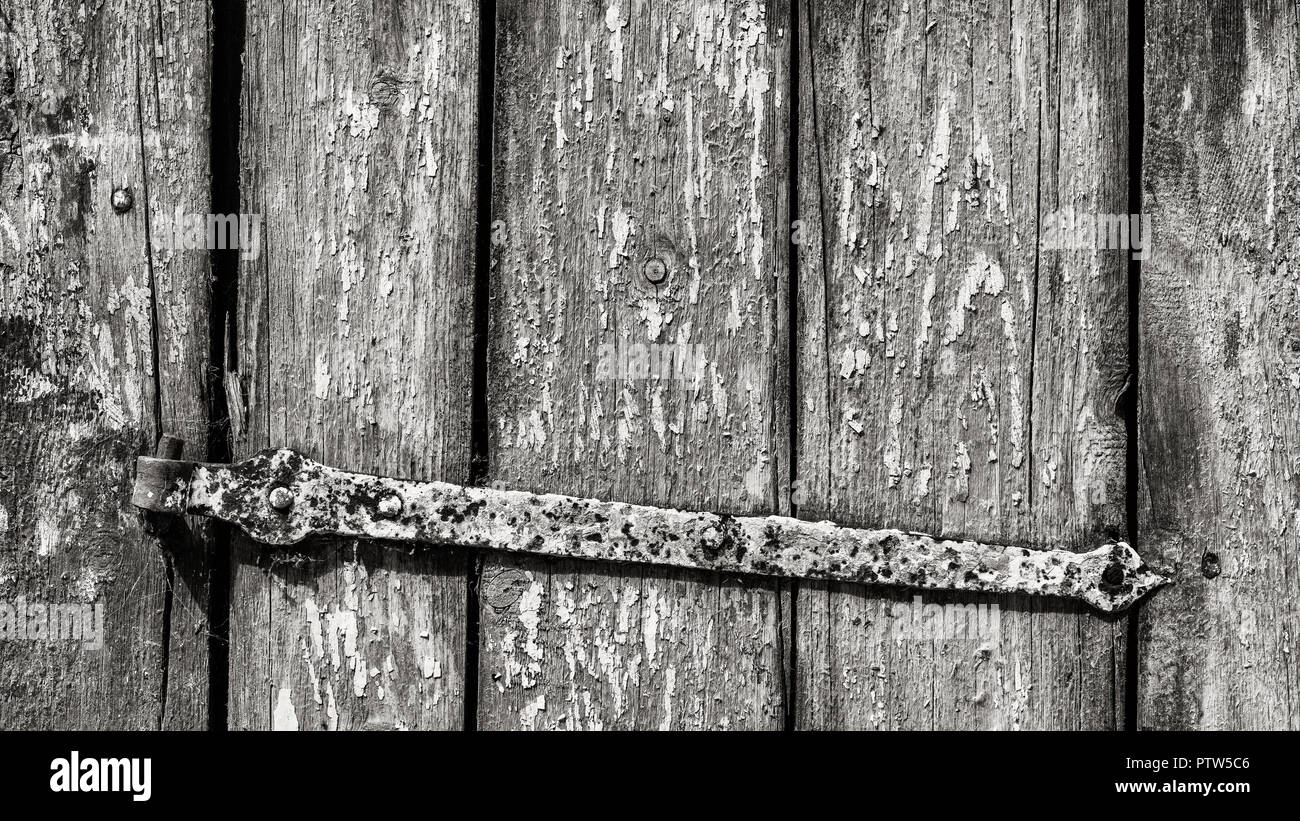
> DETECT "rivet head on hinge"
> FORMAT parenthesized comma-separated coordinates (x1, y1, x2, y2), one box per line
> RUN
(375, 492, 403, 518)
(268, 485, 295, 511)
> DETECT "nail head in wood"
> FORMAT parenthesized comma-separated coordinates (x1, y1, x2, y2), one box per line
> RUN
(110, 187, 134, 213)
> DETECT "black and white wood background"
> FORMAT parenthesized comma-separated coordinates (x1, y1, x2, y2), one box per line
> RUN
(0, 0, 1295, 730)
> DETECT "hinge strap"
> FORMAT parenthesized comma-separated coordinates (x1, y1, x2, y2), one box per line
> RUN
(131, 446, 1165, 613)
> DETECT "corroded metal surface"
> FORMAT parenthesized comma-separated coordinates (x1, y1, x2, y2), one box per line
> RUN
(132, 448, 1167, 612)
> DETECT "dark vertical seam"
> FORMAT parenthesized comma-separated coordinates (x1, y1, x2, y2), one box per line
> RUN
(262, 10, 275, 731)
(1124, 0, 1144, 733)
(800, 0, 841, 729)
(207, 0, 246, 733)
(921, 0, 937, 732)
(133, 33, 169, 731)
(858, 0, 876, 728)
(1046, 0, 1062, 523)
(801, 2, 832, 512)
(783, 0, 801, 733)
(1026, 0, 1041, 523)
(465, 0, 498, 733)
(136, 55, 163, 494)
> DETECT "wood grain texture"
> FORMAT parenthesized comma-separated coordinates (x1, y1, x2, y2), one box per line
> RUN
(795, 0, 1129, 728)
(0, 0, 211, 728)
(480, 0, 791, 729)
(229, 0, 478, 730)
(1140, 0, 1300, 730)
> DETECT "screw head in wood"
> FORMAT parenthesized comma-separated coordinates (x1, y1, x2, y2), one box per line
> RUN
(110, 187, 134, 213)
(375, 492, 403, 518)
(642, 256, 667, 284)
(268, 485, 295, 511)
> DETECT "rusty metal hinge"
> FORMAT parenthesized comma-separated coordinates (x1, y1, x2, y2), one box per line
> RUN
(130, 441, 1166, 613)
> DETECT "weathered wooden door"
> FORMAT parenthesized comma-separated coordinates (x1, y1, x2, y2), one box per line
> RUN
(3, 0, 1297, 731)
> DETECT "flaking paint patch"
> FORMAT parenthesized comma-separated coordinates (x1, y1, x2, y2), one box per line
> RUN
(643, 585, 661, 660)
(606, 2, 626, 83)
(912, 464, 933, 503)
(915, 88, 953, 259)
(34, 508, 61, 557)
(640, 297, 667, 341)
(313, 352, 332, 400)
(521, 693, 547, 729)
(944, 252, 1005, 345)
(884, 387, 904, 487)
(975, 368, 1001, 462)
(508, 577, 545, 689)
(305, 598, 325, 661)
(836, 116, 869, 250)
(609, 209, 632, 268)
(273, 686, 298, 730)
(999, 298, 1026, 467)
(913, 265, 938, 377)
(950, 441, 973, 502)
(650, 386, 668, 447)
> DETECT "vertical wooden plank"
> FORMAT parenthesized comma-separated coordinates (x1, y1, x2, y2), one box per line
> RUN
(1140, 0, 1300, 730)
(481, 0, 791, 730)
(796, 0, 1129, 728)
(229, 0, 478, 730)
(147, 0, 217, 731)
(0, 0, 211, 728)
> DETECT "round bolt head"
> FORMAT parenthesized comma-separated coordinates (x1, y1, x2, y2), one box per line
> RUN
(110, 187, 134, 214)
(642, 256, 668, 284)
(375, 492, 403, 518)
(268, 485, 295, 511)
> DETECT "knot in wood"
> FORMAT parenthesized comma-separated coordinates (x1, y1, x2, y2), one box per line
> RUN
(482, 567, 530, 611)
